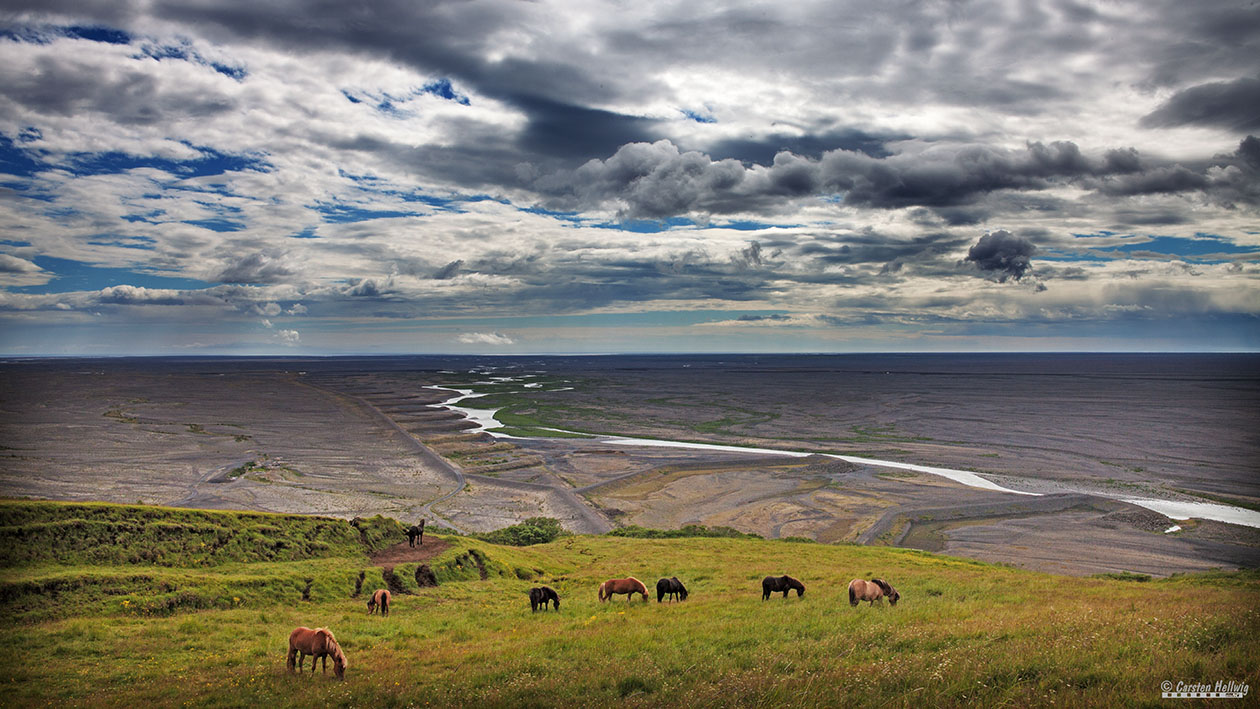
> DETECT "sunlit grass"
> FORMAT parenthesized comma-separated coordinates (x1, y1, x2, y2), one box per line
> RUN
(5, 527, 1259, 707)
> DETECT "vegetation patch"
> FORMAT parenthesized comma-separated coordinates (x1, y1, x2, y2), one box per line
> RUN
(607, 524, 762, 540)
(471, 517, 568, 546)
(2, 500, 1257, 707)
(0, 500, 384, 568)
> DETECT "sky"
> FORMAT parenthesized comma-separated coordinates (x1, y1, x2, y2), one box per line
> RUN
(0, 0, 1257, 355)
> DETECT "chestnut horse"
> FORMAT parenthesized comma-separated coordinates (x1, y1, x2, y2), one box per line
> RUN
(287, 626, 348, 680)
(849, 578, 899, 607)
(761, 575, 805, 600)
(598, 577, 649, 602)
(367, 588, 391, 616)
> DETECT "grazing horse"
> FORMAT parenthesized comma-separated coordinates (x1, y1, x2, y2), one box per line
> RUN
(598, 577, 649, 602)
(367, 588, 391, 616)
(656, 576, 688, 603)
(529, 586, 560, 611)
(406, 520, 426, 547)
(287, 626, 348, 680)
(761, 575, 805, 600)
(849, 578, 900, 607)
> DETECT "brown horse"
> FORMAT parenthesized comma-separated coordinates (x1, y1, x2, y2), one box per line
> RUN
(287, 626, 348, 679)
(848, 578, 899, 607)
(762, 575, 805, 600)
(598, 577, 649, 602)
(406, 520, 425, 547)
(367, 588, 391, 616)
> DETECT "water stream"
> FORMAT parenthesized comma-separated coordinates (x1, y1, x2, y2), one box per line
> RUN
(426, 385, 1260, 529)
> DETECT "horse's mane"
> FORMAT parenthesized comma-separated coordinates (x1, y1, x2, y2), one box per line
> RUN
(871, 578, 893, 595)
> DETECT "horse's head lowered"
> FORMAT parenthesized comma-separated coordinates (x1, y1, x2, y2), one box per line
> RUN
(873, 578, 898, 606)
(332, 644, 348, 680)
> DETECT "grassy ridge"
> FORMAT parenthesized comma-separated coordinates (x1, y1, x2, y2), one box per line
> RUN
(3, 501, 1259, 707)
(0, 500, 403, 567)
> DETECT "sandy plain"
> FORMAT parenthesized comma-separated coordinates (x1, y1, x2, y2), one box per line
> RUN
(1, 354, 1257, 576)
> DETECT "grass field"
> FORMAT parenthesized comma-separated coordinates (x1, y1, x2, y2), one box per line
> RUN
(2, 500, 1257, 707)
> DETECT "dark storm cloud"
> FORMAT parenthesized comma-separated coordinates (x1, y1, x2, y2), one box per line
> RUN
(346, 278, 387, 297)
(797, 231, 969, 271)
(432, 260, 462, 280)
(705, 128, 898, 164)
(14, 0, 653, 167)
(1140, 77, 1260, 132)
(1143, 4, 1260, 87)
(539, 139, 1126, 219)
(965, 230, 1036, 282)
(212, 251, 295, 284)
(509, 95, 659, 160)
(1, 53, 237, 124)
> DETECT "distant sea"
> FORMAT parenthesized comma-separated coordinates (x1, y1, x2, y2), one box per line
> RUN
(3, 352, 1257, 380)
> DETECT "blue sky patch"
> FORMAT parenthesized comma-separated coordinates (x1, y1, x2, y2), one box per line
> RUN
(1046, 233, 1260, 263)
(421, 79, 470, 105)
(86, 236, 157, 251)
(314, 203, 420, 224)
(183, 218, 245, 232)
(342, 79, 471, 115)
(63, 25, 132, 45)
(521, 205, 585, 225)
(138, 41, 248, 80)
(595, 216, 696, 233)
(13, 256, 212, 294)
(0, 133, 44, 178)
(710, 220, 800, 231)
(681, 109, 716, 123)
(63, 145, 270, 179)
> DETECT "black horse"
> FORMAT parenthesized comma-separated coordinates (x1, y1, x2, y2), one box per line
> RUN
(529, 586, 560, 612)
(656, 576, 689, 603)
(761, 574, 805, 600)
(406, 520, 426, 547)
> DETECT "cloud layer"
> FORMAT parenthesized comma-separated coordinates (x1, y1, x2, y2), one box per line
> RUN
(0, 1, 1257, 353)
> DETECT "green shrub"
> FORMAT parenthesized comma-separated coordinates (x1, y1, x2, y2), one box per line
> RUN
(472, 517, 568, 546)
(0, 500, 378, 567)
(606, 524, 762, 540)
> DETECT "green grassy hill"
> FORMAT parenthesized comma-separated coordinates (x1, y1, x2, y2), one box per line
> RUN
(1, 500, 1257, 707)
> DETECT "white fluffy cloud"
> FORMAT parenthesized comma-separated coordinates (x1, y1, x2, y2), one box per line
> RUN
(456, 332, 515, 346)
(0, 2, 1256, 353)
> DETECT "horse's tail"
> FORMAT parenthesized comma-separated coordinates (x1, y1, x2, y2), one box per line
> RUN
(597, 581, 606, 602)
(849, 582, 857, 606)
(872, 578, 893, 596)
(381, 591, 389, 615)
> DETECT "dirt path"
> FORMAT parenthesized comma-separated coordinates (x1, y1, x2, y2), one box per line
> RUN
(369, 536, 451, 566)
(300, 379, 470, 533)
